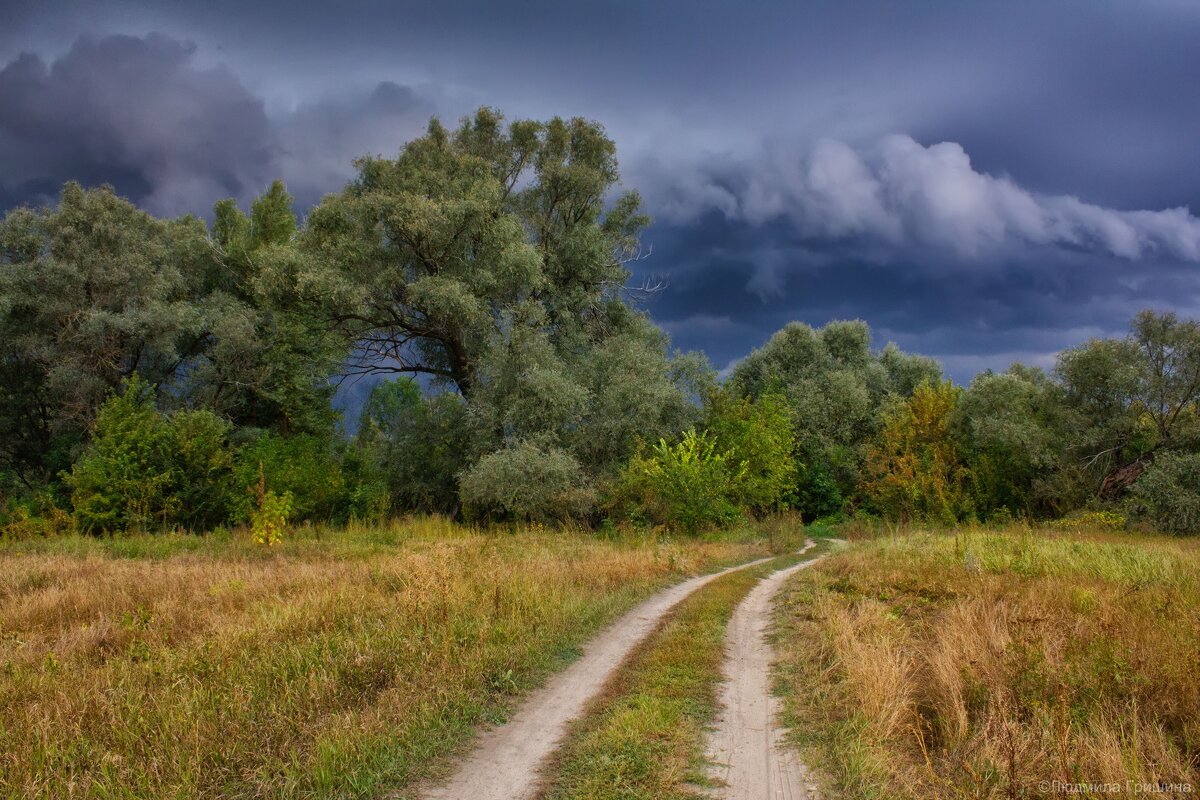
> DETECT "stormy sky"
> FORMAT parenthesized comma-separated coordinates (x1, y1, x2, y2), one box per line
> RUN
(3, 0, 1199, 380)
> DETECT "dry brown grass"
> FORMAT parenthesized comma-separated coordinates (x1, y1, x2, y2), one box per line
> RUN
(775, 525, 1200, 799)
(0, 517, 782, 798)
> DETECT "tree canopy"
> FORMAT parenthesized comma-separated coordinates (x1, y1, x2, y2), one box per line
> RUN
(3, 107, 1200, 535)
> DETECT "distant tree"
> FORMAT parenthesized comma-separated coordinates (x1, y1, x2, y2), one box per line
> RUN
(0, 181, 342, 490)
(952, 366, 1070, 517)
(197, 180, 343, 434)
(730, 319, 941, 517)
(1056, 310, 1200, 497)
(864, 380, 971, 524)
(0, 185, 205, 483)
(1129, 451, 1200, 534)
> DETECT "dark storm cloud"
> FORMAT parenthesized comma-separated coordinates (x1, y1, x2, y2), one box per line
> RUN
(3, 1, 1200, 380)
(275, 81, 435, 212)
(0, 32, 436, 215)
(637, 211, 1200, 381)
(638, 134, 1200, 288)
(0, 33, 276, 214)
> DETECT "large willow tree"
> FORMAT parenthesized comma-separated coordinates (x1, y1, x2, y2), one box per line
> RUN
(304, 109, 705, 516)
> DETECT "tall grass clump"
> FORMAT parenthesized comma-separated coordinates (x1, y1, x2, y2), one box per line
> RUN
(775, 525, 1200, 798)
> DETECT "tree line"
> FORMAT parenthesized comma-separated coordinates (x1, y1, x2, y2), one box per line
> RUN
(2, 108, 1198, 536)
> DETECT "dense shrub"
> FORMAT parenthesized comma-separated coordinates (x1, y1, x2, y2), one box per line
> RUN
(704, 388, 797, 513)
(1129, 452, 1200, 534)
(233, 432, 347, 523)
(612, 430, 743, 534)
(66, 377, 176, 532)
(165, 409, 238, 530)
(65, 376, 239, 533)
(354, 380, 468, 514)
(1, 492, 74, 539)
(459, 440, 595, 521)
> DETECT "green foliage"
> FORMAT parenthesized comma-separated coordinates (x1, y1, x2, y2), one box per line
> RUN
(864, 380, 972, 524)
(1, 492, 74, 539)
(1056, 310, 1200, 494)
(459, 440, 595, 522)
(953, 367, 1068, 517)
(65, 376, 238, 533)
(730, 319, 941, 518)
(793, 461, 844, 520)
(0, 180, 342, 494)
(66, 376, 178, 532)
(5, 112, 1200, 537)
(168, 408, 238, 530)
(354, 380, 468, 514)
(1129, 452, 1200, 534)
(303, 108, 704, 490)
(196, 180, 342, 434)
(0, 185, 202, 483)
(613, 430, 743, 534)
(703, 387, 797, 513)
(234, 433, 346, 523)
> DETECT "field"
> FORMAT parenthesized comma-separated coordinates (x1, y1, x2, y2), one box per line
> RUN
(774, 525, 1200, 798)
(5, 516, 1197, 800)
(0, 517, 789, 799)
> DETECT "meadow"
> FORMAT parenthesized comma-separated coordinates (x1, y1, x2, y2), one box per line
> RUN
(774, 523, 1200, 798)
(0, 517, 790, 799)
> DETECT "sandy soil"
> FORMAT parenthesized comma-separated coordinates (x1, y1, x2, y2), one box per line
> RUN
(418, 548, 799, 800)
(704, 548, 824, 800)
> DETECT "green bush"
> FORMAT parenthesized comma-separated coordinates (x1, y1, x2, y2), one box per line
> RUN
(459, 440, 595, 522)
(793, 460, 843, 520)
(347, 479, 392, 522)
(704, 388, 798, 513)
(1, 492, 74, 539)
(167, 409, 238, 530)
(613, 429, 743, 535)
(65, 376, 239, 533)
(233, 432, 347, 522)
(1129, 452, 1200, 534)
(66, 377, 180, 533)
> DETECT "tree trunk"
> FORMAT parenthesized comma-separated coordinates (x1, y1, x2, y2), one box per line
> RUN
(1098, 453, 1152, 499)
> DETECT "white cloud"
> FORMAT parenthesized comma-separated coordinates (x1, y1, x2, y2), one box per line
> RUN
(648, 134, 1200, 264)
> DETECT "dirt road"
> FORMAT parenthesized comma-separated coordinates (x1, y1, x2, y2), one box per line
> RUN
(419, 543, 815, 800)
(704, 553, 825, 799)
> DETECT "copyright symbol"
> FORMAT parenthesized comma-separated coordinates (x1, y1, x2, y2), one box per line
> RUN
(1039, 781, 1051, 793)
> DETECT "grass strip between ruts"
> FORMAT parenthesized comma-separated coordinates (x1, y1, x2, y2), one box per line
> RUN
(539, 545, 823, 800)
